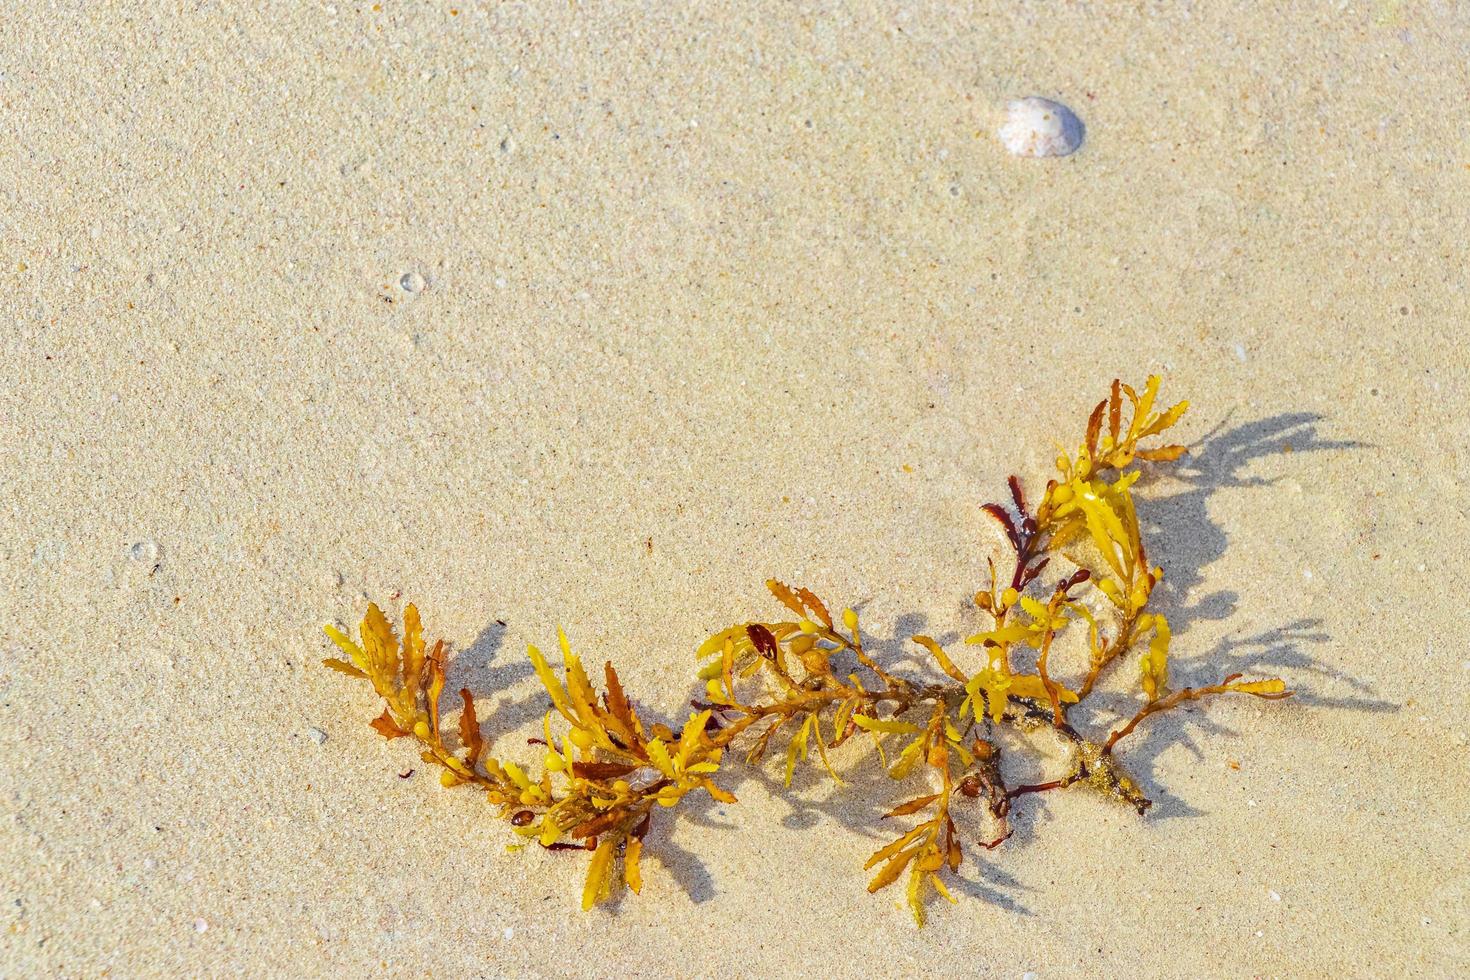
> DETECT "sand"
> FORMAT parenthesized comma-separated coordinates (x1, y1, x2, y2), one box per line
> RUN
(3, 2, 1468, 976)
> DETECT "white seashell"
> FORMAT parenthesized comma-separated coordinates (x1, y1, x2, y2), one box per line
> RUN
(998, 97, 1084, 158)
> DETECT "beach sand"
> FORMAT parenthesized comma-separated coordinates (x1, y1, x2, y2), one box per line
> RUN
(3, 2, 1467, 976)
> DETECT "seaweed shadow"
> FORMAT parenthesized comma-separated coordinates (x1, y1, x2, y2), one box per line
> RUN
(446, 620, 541, 736)
(1136, 411, 1362, 640)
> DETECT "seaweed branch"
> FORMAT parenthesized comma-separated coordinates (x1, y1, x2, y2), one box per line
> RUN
(321, 376, 1290, 926)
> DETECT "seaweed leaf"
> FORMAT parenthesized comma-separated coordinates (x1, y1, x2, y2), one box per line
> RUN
(459, 689, 484, 766)
(369, 709, 408, 739)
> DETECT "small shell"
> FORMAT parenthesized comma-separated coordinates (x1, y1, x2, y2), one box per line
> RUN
(998, 97, 1083, 158)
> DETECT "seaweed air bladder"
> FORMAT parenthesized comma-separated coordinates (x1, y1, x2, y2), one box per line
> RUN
(322, 376, 1290, 925)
